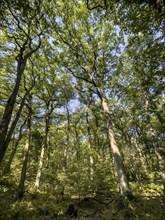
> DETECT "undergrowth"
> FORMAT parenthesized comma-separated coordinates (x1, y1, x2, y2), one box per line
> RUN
(0, 178, 164, 220)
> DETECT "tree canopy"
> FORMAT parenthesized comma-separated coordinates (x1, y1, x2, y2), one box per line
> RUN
(0, 0, 164, 219)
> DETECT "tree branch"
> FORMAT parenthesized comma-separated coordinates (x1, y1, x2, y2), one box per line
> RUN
(86, 0, 105, 10)
(65, 66, 92, 84)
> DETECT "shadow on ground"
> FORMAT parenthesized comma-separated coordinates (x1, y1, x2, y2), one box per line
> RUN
(0, 179, 165, 220)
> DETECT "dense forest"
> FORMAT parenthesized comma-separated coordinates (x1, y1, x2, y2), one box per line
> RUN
(0, 0, 165, 219)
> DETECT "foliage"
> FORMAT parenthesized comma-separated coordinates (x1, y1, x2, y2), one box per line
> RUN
(0, 0, 164, 219)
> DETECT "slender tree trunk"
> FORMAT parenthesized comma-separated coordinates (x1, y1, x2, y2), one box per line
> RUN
(16, 95, 32, 199)
(2, 92, 28, 159)
(0, 60, 26, 165)
(35, 113, 50, 189)
(154, 145, 165, 192)
(3, 120, 26, 175)
(89, 150, 94, 181)
(149, 127, 165, 193)
(3, 137, 18, 175)
(35, 144, 45, 189)
(64, 101, 70, 171)
(99, 91, 131, 195)
(86, 111, 94, 181)
(74, 121, 81, 196)
(74, 122, 80, 162)
(0, 39, 41, 165)
(94, 114, 101, 150)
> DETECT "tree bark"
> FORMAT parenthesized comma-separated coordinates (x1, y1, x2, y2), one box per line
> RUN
(2, 92, 29, 161)
(0, 37, 41, 165)
(0, 58, 27, 165)
(86, 111, 94, 181)
(3, 120, 26, 175)
(34, 105, 51, 189)
(154, 145, 165, 192)
(64, 100, 70, 171)
(16, 95, 32, 199)
(34, 144, 45, 189)
(99, 90, 131, 195)
(149, 127, 165, 193)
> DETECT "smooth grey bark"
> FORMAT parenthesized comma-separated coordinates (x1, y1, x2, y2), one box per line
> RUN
(99, 90, 131, 195)
(34, 144, 45, 189)
(34, 127, 49, 189)
(34, 102, 53, 189)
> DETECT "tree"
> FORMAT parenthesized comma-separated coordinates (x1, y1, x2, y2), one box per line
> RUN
(0, 0, 164, 206)
(0, 0, 45, 164)
(16, 93, 32, 199)
(86, 0, 165, 15)
(50, 1, 131, 196)
(34, 57, 75, 189)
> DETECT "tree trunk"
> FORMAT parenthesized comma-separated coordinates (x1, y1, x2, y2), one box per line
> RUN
(154, 145, 165, 192)
(16, 95, 32, 199)
(3, 120, 26, 175)
(2, 92, 28, 162)
(99, 91, 131, 195)
(89, 151, 94, 181)
(0, 59, 26, 165)
(86, 111, 94, 181)
(35, 112, 50, 189)
(64, 101, 70, 171)
(150, 127, 165, 193)
(35, 145, 45, 189)
(0, 39, 41, 165)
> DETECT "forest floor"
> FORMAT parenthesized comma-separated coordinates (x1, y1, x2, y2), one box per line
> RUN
(0, 179, 165, 220)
